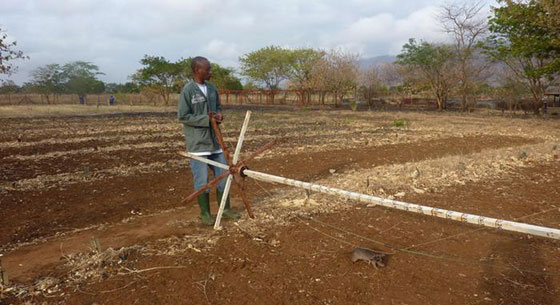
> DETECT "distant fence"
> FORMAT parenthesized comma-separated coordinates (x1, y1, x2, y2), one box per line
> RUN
(0, 90, 327, 107)
(0, 91, 545, 113)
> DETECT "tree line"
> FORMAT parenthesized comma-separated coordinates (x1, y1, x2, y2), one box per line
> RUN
(1, 0, 558, 111)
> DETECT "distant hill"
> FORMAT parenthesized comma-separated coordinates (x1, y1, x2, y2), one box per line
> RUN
(357, 55, 397, 69)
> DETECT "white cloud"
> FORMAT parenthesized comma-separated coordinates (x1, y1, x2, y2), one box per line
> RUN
(201, 40, 241, 67)
(0, 0, 495, 84)
(321, 6, 448, 56)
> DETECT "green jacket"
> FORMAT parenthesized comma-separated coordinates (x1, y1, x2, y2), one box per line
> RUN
(178, 81, 222, 153)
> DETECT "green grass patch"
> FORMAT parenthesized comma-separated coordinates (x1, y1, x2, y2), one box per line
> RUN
(392, 119, 410, 127)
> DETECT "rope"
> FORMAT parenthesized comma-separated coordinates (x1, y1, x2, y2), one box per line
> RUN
(253, 179, 274, 197)
(298, 215, 556, 276)
(295, 217, 395, 255)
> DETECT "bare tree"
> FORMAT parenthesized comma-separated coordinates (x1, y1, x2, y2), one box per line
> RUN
(310, 49, 359, 107)
(439, 1, 488, 111)
(358, 66, 386, 109)
(377, 63, 403, 89)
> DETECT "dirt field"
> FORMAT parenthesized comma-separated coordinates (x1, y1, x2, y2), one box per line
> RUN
(1, 106, 559, 305)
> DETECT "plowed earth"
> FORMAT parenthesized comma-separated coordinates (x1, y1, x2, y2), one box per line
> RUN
(1, 107, 559, 305)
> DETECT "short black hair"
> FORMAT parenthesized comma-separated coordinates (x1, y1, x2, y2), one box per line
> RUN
(191, 56, 209, 73)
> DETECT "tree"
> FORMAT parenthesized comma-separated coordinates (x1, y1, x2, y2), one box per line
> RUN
(132, 55, 185, 105)
(30, 64, 65, 104)
(63, 61, 105, 99)
(310, 49, 359, 107)
(209, 63, 243, 90)
(239, 46, 292, 94)
(0, 80, 20, 104)
(439, 1, 489, 111)
(358, 67, 387, 109)
(0, 80, 19, 94)
(491, 66, 529, 113)
(286, 48, 324, 105)
(0, 27, 28, 76)
(105, 82, 140, 94)
(485, 0, 560, 113)
(396, 39, 457, 110)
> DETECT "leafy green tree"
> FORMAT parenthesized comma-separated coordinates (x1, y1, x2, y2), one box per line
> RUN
(132, 55, 186, 105)
(105, 82, 140, 93)
(0, 27, 28, 76)
(287, 48, 324, 104)
(242, 81, 260, 90)
(485, 0, 560, 113)
(30, 64, 65, 104)
(396, 39, 457, 110)
(210, 63, 243, 90)
(239, 46, 292, 90)
(63, 61, 105, 99)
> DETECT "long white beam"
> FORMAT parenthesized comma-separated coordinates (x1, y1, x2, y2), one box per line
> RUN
(242, 169, 560, 240)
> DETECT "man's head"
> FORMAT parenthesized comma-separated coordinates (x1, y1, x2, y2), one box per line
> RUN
(192, 56, 212, 83)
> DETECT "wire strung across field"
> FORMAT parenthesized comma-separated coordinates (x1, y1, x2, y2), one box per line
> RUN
(294, 206, 559, 276)
(251, 172, 558, 275)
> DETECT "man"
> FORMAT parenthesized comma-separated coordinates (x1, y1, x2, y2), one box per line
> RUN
(178, 56, 240, 225)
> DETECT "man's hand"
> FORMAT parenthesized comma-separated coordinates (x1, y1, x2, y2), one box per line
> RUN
(208, 112, 224, 124)
(215, 113, 224, 124)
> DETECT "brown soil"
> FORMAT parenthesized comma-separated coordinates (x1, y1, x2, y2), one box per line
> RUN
(6, 162, 559, 305)
(0, 135, 537, 246)
(1, 110, 558, 305)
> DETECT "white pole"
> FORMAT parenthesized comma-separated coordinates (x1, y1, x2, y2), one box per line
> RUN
(214, 174, 233, 229)
(232, 111, 251, 164)
(214, 111, 252, 229)
(242, 169, 560, 240)
(179, 152, 228, 170)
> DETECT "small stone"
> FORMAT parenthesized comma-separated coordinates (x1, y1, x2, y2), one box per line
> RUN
(413, 187, 425, 194)
(394, 192, 406, 198)
(410, 167, 420, 179)
(329, 169, 336, 174)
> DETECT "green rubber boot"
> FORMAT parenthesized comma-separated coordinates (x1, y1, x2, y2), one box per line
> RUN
(197, 193, 215, 226)
(217, 191, 240, 220)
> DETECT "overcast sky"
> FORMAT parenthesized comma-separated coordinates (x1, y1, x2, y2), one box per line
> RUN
(1, 0, 495, 85)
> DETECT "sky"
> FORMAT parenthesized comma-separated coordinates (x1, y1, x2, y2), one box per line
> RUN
(1, 0, 495, 85)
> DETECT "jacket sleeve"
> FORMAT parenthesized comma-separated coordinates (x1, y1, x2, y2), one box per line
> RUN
(215, 87, 223, 113)
(178, 89, 210, 127)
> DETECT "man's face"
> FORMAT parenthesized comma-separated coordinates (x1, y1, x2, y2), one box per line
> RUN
(196, 60, 212, 81)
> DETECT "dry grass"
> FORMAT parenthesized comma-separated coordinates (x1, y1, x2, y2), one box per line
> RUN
(0, 104, 175, 118)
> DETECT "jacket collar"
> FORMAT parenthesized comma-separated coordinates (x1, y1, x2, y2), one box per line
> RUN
(190, 81, 209, 98)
